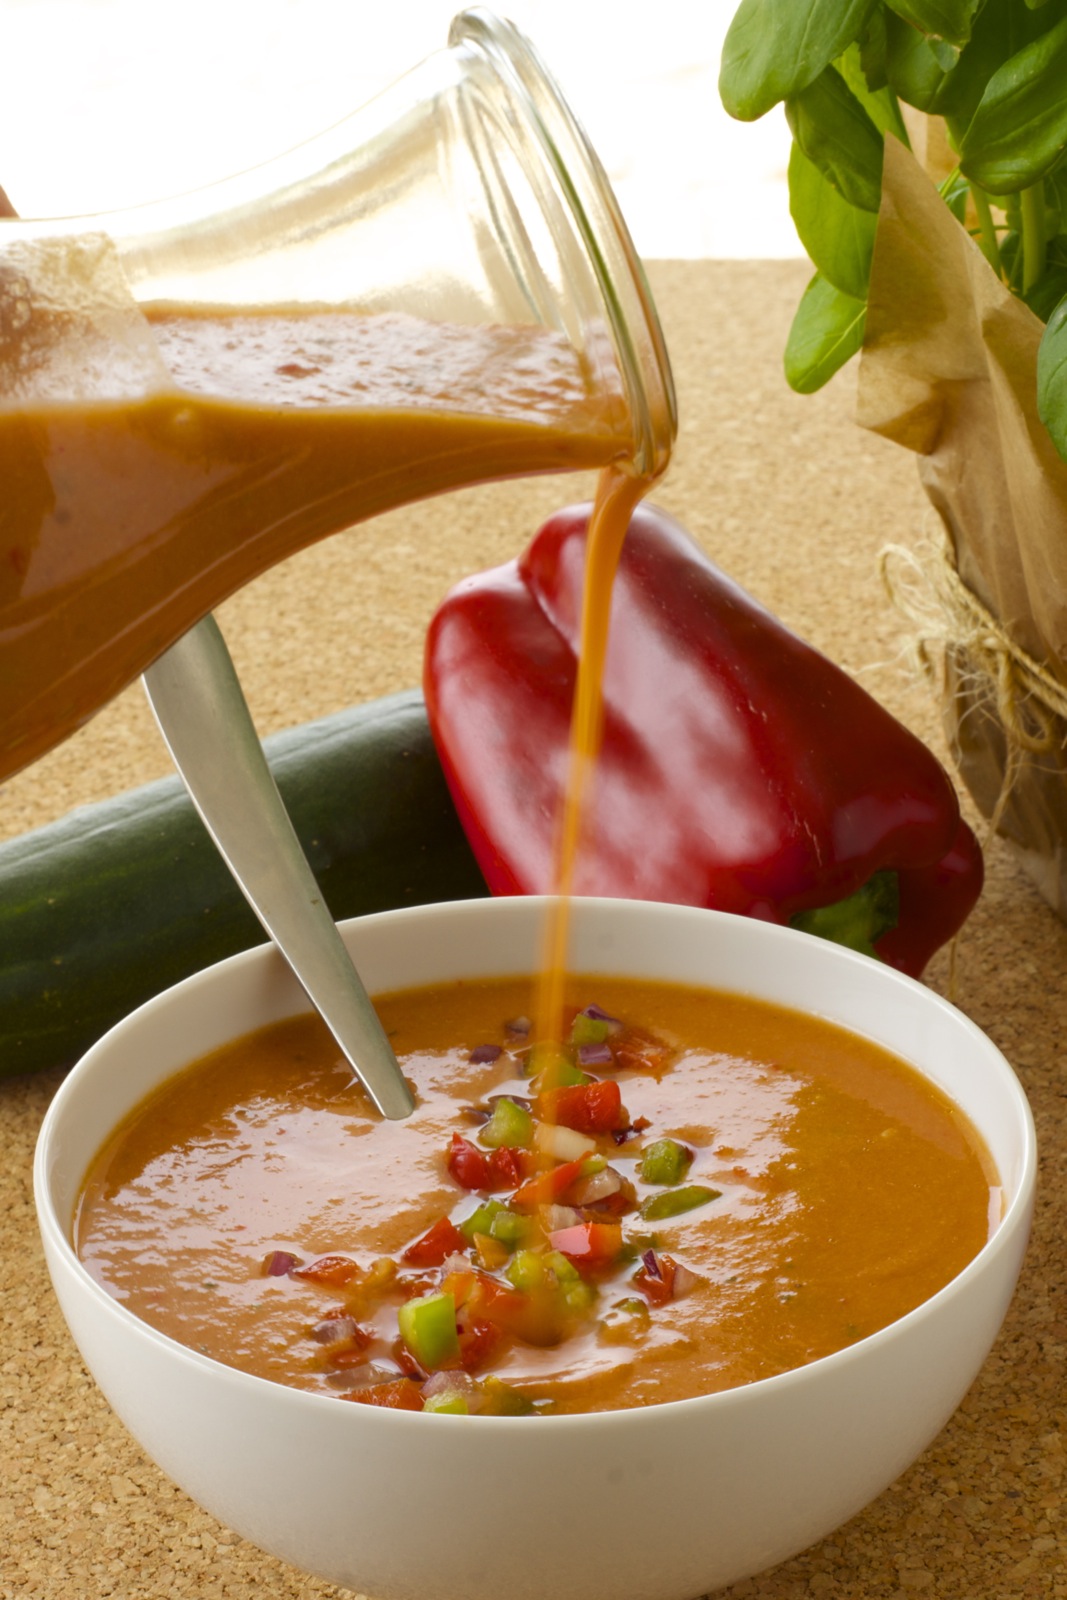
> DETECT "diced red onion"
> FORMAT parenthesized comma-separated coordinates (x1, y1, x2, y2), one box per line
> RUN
(311, 1315, 359, 1345)
(641, 1247, 663, 1280)
(581, 1004, 622, 1031)
(577, 1041, 613, 1066)
(263, 1250, 300, 1277)
(566, 1166, 623, 1205)
(440, 1252, 470, 1275)
(325, 1361, 400, 1391)
(541, 1203, 581, 1232)
(671, 1261, 702, 1299)
(469, 1044, 503, 1064)
(422, 1370, 481, 1407)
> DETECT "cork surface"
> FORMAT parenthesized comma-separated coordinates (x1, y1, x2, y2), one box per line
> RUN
(2, 260, 1066, 1598)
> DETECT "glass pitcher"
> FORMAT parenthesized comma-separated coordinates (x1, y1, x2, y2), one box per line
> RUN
(0, 8, 676, 784)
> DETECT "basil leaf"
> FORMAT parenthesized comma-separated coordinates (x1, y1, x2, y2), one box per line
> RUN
(883, 0, 1043, 118)
(884, 12, 956, 108)
(960, 14, 1067, 191)
(720, 0, 875, 121)
(789, 141, 877, 299)
(836, 39, 911, 140)
(884, 0, 981, 49)
(1037, 295, 1067, 460)
(786, 65, 886, 212)
(858, 6, 891, 89)
(784, 272, 867, 393)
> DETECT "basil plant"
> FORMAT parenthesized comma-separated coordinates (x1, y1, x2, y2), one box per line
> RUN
(719, 0, 1067, 458)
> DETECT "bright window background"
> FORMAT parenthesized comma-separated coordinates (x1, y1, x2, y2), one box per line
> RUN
(1, 0, 799, 258)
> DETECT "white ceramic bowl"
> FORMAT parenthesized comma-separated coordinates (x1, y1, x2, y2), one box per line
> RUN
(35, 897, 1035, 1600)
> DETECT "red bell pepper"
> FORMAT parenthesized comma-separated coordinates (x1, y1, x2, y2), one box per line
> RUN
(424, 501, 982, 977)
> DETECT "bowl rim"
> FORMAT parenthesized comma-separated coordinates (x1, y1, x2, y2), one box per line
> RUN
(34, 895, 1039, 1430)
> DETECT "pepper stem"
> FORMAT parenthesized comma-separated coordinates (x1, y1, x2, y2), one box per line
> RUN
(789, 870, 900, 960)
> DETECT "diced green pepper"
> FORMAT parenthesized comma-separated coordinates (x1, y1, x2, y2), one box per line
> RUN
(458, 1198, 505, 1242)
(422, 1391, 469, 1414)
(597, 1296, 652, 1344)
(638, 1137, 693, 1186)
(479, 1377, 535, 1416)
(479, 1096, 534, 1150)
(639, 1184, 721, 1222)
(561, 1278, 597, 1316)
(506, 1248, 548, 1293)
(488, 1207, 537, 1249)
(526, 1042, 588, 1089)
(570, 1011, 611, 1046)
(397, 1291, 460, 1370)
(543, 1249, 581, 1284)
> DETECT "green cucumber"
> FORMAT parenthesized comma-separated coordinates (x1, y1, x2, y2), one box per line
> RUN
(0, 688, 487, 1078)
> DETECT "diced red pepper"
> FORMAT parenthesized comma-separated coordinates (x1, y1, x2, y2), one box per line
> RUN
(402, 1216, 469, 1267)
(612, 1030, 673, 1076)
(446, 1133, 493, 1190)
(326, 1339, 379, 1370)
(467, 1274, 565, 1347)
(537, 1079, 624, 1134)
(446, 1133, 532, 1193)
(510, 1155, 587, 1211)
(546, 1221, 624, 1268)
(456, 1312, 504, 1373)
(633, 1250, 679, 1306)
(488, 1144, 532, 1189)
(292, 1254, 361, 1286)
(341, 1378, 424, 1411)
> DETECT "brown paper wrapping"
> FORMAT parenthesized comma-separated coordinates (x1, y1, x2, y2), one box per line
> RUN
(857, 136, 1067, 918)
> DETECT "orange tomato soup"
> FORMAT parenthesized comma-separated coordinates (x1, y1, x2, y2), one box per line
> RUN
(76, 974, 997, 1415)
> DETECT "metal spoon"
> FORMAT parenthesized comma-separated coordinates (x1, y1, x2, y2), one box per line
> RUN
(142, 614, 415, 1120)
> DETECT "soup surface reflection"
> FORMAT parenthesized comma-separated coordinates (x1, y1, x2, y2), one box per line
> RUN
(76, 974, 997, 1415)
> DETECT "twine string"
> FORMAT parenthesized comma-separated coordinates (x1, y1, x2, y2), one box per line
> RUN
(879, 534, 1067, 843)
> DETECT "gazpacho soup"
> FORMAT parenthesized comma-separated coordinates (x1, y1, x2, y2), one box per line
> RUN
(76, 974, 999, 1416)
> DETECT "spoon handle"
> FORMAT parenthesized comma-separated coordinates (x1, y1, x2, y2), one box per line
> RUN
(142, 614, 414, 1120)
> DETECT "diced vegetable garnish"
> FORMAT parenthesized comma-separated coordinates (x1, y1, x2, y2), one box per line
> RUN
(262, 1249, 301, 1277)
(479, 1377, 536, 1416)
(537, 1078, 625, 1135)
(292, 1254, 361, 1286)
(637, 1137, 693, 1186)
(274, 1001, 713, 1413)
(402, 1216, 468, 1266)
(341, 1377, 424, 1410)
(533, 1120, 598, 1163)
(546, 1220, 624, 1268)
(422, 1390, 469, 1413)
(526, 1041, 589, 1090)
(570, 1010, 612, 1047)
(638, 1184, 721, 1221)
(468, 1043, 503, 1064)
(488, 1207, 538, 1249)
(597, 1296, 652, 1344)
(458, 1198, 506, 1242)
(397, 1291, 461, 1371)
(479, 1096, 534, 1150)
(510, 1155, 587, 1210)
(447, 1133, 532, 1192)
